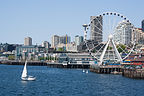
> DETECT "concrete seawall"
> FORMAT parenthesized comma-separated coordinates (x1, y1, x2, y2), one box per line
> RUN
(1, 61, 47, 66)
(0, 61, 90, 68)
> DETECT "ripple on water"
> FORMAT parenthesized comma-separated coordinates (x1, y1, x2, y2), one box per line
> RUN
(0, 65, 144, 96)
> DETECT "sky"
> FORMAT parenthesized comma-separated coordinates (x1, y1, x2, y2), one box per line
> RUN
(0, 0, 144, 45)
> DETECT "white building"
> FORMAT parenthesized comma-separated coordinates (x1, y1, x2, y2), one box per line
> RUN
(114, 20, 133, 45)
(51, 35, 59, 48)
(75, 35, 83, 46)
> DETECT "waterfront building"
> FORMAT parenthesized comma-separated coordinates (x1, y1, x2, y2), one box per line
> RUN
(90, 16, 103, 43)
(51, 35, 59, 48)
(24, 37, 32, 46)
(58, 53, 96, 65)
(15, 45, 46, 60)
(114, 20, 133, 45)
(75, 35, 84, 46)
(142, 20, 144, 32)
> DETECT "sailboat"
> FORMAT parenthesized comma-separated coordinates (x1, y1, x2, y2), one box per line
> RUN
(82, 69, 85, 73)
(86, 70, 88, 74)
(21, 60, 36, 81)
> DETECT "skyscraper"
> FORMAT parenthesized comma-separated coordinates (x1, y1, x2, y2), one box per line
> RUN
(51, 35, 71, 48)
(142, 20, 144, 32)
(75, 35, 84, 46)
(24, 37, 32, 46)
(51, 35, 59, 48)
(90, 16, 103, 43)
(114, 20, 132, 45)
(59, 35, 71, 44)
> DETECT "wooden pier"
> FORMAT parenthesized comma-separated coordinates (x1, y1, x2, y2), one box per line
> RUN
(122, 69, 144, 79)
(90, 65, 122, 74)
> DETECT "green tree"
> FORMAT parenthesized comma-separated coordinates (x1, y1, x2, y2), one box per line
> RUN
(57, 48, 64, 51)
(8, 55, 15, 60)
(117, 44, 126, 53)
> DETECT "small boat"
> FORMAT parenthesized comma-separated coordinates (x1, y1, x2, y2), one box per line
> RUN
(111, 71, 122, 75)
(86, 70, 88, 74)
(21, 60, 36, 81)
(82, 69, 85, 73)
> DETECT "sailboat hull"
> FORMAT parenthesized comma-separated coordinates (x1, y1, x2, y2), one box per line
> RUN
(21, 77, 36, 81)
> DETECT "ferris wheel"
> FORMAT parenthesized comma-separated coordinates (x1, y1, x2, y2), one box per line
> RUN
(83, 12, 136, 66)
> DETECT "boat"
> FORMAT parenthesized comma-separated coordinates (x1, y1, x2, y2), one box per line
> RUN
(86, 70, 88, 74)
(21, 60, 36, 81)
(111, 71, 122, 75)
(82, 69, 85, 73)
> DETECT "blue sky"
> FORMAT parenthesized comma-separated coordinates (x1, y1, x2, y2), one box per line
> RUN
(0, 0, 144, 44)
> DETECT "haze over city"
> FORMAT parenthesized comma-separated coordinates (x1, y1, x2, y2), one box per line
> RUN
(0, 0, 144, 44)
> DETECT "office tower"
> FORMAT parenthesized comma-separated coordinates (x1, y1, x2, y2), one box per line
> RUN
(59, 35, 71, 44)
(75, 35, 84, 46)
(24, 37, 32, 46)
(90, 16, 103, 43)
(51, 35, 59, 48)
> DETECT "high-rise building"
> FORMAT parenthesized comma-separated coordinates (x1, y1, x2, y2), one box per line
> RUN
(134, 28, 144, 44)
(114, 20, 132, 45)
(142, 20, 144, 32)
(24, 37, 32, 46)
(51, 35, 71, 48)
(59, 35, 71, 44)
(90, 16, 103, 43)
(75, 35, 84, 46)
(42, 41, 51, 49)
(51, 35, 59, 48)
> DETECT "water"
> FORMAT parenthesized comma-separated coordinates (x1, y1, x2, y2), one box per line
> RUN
(0, 65, 144, 96)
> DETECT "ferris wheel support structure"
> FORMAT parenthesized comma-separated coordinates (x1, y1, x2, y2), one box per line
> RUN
(84, 12, 136, 66)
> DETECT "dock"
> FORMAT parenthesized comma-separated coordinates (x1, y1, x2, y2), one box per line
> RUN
(0, 60, 47, 66)
(90, 64, 122, 74)
(0, 60, 90, 68)
(122, 69, 144, 79)
(47, 62, 89, 68)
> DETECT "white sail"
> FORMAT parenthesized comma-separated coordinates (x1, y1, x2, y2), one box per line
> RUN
(21, 60, 27, 78)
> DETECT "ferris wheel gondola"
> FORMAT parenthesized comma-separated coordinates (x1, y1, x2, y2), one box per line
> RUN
(84, 12, 136, 66)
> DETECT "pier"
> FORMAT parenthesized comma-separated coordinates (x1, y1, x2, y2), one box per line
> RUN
(90, 65, 122, 74)
(122, 69, 144, 79)
(1, 60, 47, 66)
(0, 60, 90, 68)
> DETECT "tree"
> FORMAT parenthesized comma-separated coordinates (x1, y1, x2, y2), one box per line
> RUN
(57, 48, 64, 51)
(8, 55, 15, 60)
(117, 44, 126, 53)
